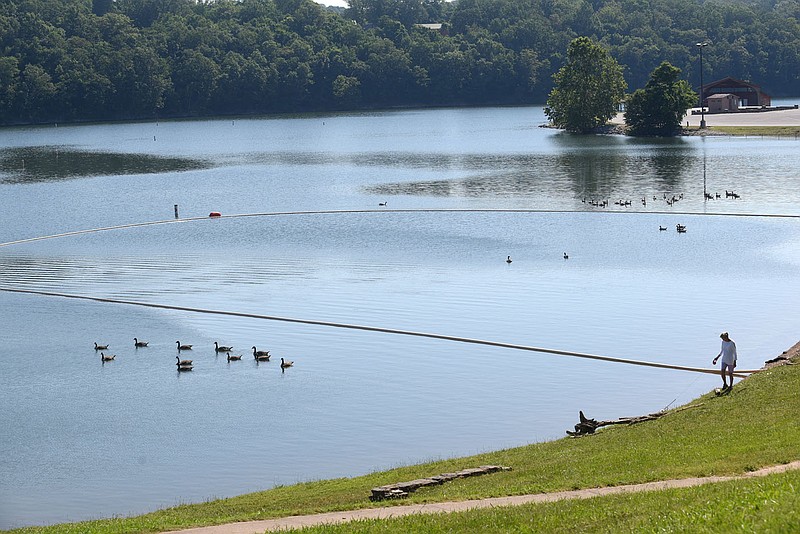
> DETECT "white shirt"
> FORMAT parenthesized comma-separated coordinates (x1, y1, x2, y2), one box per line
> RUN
(720, 340, 737, 365)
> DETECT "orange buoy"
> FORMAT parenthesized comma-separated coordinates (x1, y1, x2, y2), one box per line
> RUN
(209, 211, 222, 217)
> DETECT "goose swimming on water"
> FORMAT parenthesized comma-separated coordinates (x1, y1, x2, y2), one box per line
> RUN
(134, 338, 148, 347)
(100, 352, 116, 361)
(253, 345, 271, 361)
(280, 357, 294, 369)
(176, 355, 193, 366)
(176, 341, 193, 351)
(227, 353, 242, 361)
(214, 341, 233, 352)
(94, 342, 109, 351)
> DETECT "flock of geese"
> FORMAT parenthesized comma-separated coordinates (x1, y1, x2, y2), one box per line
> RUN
(94, 339, 295, 371)
(583, 190, 742, 209)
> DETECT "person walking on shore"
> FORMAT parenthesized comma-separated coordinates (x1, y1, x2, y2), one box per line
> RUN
(713, 332, 737, 391)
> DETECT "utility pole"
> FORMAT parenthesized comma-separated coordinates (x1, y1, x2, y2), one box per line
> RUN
(696, 41, 709, 129)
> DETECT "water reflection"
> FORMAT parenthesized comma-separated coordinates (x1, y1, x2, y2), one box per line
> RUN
(0, 146, 210, 183)
(366, 148, 693, 199)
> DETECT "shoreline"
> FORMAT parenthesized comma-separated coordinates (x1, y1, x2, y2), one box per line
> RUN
(9, 340, 798, 533)
(610, 105, 800, 135)
(175, 341, 800, 534)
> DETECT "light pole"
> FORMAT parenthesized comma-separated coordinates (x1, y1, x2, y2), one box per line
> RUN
(696, 41, 709, 129)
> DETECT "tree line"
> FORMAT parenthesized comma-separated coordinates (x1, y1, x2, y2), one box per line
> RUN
(1, 0, 798, 125)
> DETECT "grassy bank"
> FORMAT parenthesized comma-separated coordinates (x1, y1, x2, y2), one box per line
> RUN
(298, 470, 800, 533)
(7, 350, 799, 534)
(692, 125, 800, 137)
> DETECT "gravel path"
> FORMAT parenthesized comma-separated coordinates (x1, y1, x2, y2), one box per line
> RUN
(165, 460, 800, 534)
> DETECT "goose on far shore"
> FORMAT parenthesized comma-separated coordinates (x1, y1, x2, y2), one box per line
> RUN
(94, 342, 109, 351)
(176, 341, 193, 351)
(214, 341, 233, 352)
(134, 338, 148, 347)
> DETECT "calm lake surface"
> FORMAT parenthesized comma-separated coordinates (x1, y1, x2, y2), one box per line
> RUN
(1, 106, 800, 528)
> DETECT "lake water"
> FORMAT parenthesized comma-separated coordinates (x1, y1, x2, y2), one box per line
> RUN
(1, 106, 800, 529)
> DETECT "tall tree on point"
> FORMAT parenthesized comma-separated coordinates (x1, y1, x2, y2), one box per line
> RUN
(545, 37, 627, 133)
(625, 61, 697, 136)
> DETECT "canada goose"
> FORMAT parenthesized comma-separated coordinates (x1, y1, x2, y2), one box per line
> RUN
(134, 338, 148, 347)
(177, 364, 193, 372)
(94, 342, 109, 350)
(254, 351, 271, 361)
(176, 355, 193, 366)
(659, 226, 667, 231)
(176, 341, 193, 351)
(506, 256, 512, 263)
(252, 346, 270, 357)
(100, 352, 115, 361)
(227, 353, 242, 361)
(563, 252, 569, 259)
(379, 201, 387, 206)
(214, 341, 233, 352)
(280, 358, 294, 368)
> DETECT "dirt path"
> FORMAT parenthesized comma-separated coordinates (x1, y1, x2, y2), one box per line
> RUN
(166, 460, 800, 534)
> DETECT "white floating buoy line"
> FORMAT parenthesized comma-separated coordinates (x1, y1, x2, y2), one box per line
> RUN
(0, 209, 790, 378)
(0, 286, 759, 378)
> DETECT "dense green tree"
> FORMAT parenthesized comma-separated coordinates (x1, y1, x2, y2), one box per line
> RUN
(170, 49, 221, 113)
(545, 36, 627, 132)
(624, 61, 696, 136)
(117, 0, 192, 27)
(0, 56, 20, 121)
(108, 45, 171, 116)
(20, 63, 57, 121)
(92, 0, 113, 17)
(332, 74, 362, 106)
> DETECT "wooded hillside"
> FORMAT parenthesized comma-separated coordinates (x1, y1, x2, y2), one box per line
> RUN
(1, 0, 797, 124)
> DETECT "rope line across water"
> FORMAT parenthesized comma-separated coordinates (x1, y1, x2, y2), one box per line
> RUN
(1, 208, 799, 248)
(0, 209, 781, 376)
(0, 286, 758, 378)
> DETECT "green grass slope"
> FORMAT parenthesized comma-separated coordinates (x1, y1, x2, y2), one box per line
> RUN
(7, 352, 799, 534)
(299, 470, 800, 533)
